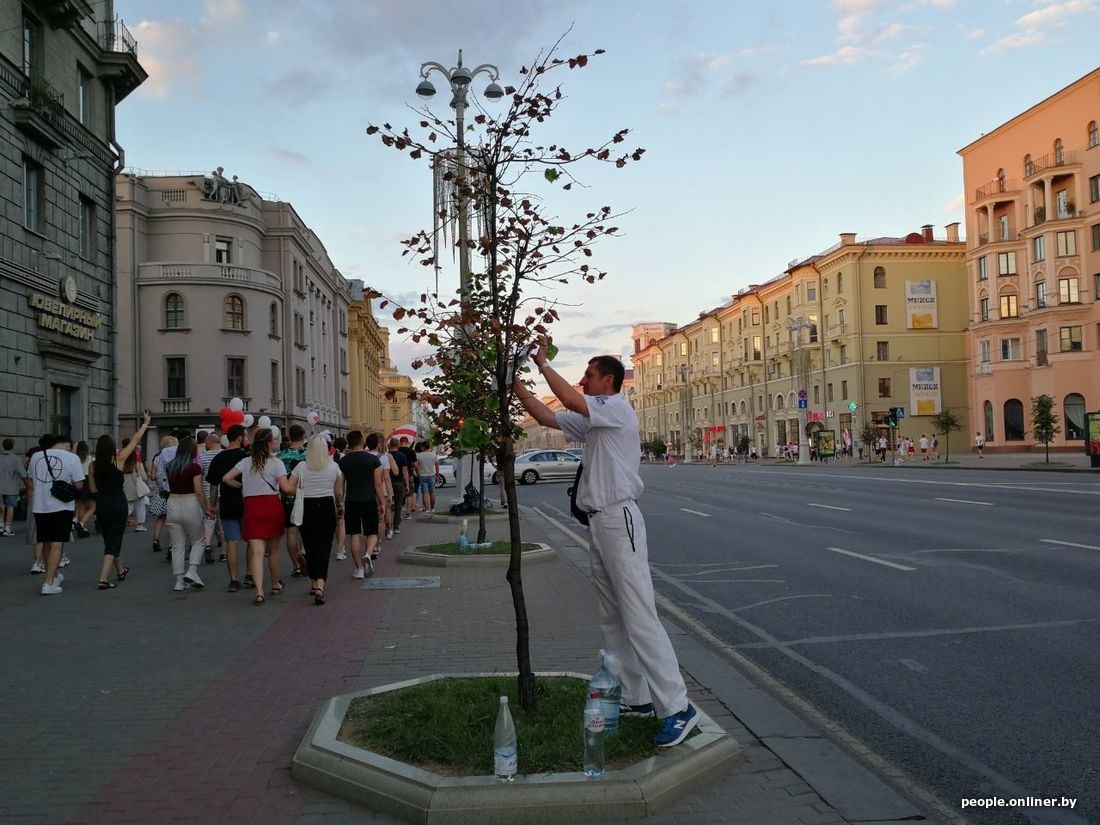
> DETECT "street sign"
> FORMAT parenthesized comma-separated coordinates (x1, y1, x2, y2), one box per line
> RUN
(826, 410, 835, 418)
(848, 401, 858, 412)
(798, 389, 807, 400)
(897, 407, 906, 419)
(798, 399, 808, 409)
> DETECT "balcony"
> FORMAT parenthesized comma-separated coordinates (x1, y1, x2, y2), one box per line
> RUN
(977, 362, 994, 376)
(1026, 151, 1079, 178)
(976, 231, 1018, 247)
(10, 73, 67, 149)
(37, 0, 94, 26)
(138, 262, 283, 290)
(974, 178, 1021, 204)
(162, 398, 191, 414)
(97, 18, 147, 101)
(828, 323, 847, 341)
(222, 397, 252, 408)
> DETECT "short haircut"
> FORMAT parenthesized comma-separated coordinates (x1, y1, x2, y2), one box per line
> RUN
(346, 430, 364, 448)
(589, 355, 625, 392)
(365, 432, 380, 451)
(289, 424, 305, 440)
(2, 438, 13, 450)
(333, 436, 347, 451)
(388, 437, 400, 450)
(226, 424, 246, 442)
(39, 433, 54, 448)
(196, 430, 208, 443)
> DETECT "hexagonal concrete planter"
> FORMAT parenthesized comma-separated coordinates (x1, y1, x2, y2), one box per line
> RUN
(398, 542, 556, 567)
(292, 673, 742, 825)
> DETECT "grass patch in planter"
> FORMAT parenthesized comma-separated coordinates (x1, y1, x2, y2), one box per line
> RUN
(416, 540, 540, 556)
(339, 675, 660, 776)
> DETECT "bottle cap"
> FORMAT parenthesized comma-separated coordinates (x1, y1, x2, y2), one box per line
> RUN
(500, 695, 509, 703)
(589, 691, 599, 699)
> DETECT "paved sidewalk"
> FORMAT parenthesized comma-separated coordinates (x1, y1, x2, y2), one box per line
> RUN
(0, 507, 936, 825)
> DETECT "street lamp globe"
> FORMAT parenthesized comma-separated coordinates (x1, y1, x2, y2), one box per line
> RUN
(450, 65, 473, 87)
(415, 79, 436, 98)
(483, 81, 504, 100)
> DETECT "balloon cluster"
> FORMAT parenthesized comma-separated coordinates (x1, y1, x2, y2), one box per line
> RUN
(219, 397, 285, 444)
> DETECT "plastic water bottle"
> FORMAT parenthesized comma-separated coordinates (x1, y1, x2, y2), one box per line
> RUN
(457, 518, 470, 553)
(493, 695, 517, 782)
(588, 650, 622, 734)
(583, 691, 605, 778)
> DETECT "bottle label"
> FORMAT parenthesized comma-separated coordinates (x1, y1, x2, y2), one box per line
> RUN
(584, 715, 605, 734)
(494, 747, 517, 775)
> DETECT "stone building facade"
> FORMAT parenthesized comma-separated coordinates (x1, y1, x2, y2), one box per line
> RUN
(378, 327, 415, 437)
(346, 280, 386, 436)
(114, 171, 352, 442)
(0, 0, 144, 447)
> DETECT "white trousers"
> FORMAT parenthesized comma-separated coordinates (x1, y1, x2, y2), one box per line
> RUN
(166, 495, 205, 576)
(587, 499, 687, 718)
(127, 496, 147, 524)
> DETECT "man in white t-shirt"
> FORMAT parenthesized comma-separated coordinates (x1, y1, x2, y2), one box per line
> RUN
(28, 435, 85, 594)
(514, 343, 698, 749)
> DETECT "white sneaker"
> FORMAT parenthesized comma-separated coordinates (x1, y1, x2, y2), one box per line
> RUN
(59, 555, 71, 568)
(40, 582, 63, 595)
(54, 572, 64, 586)
(183, 569, 205, 588)
(352, 568, 365, 579)
(385, 529, 393, 540)
(30, 561, 45, 574)
(394, 527, 401, 534)
(134, 525, 148, 532)
(335, 550, 346, 560)
(173, 577, 189, 591)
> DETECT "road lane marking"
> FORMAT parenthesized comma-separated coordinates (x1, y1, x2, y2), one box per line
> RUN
(1041, 539, 1100, 551)
(680, 508, 711, 517)
(934, 497, 994, 506)
(806, 503, 850, 511)
(826, 546, 916, 571)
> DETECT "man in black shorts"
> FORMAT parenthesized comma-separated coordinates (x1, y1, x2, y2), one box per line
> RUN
(338, 430, 384, 579)
(28, 435, 85, 595)
(399, 437, 418, 518)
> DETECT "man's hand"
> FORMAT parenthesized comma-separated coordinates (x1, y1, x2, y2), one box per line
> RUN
(530, 336, 552, 368)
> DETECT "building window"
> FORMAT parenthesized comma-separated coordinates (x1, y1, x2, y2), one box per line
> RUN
(874, 305, 887, 325)
(341, 389, 349, 417)
(999, 215, 1009, 241)
(1004, 399, 1025, 440)
(1090, 175, 1100, 203)
(164, 293, 185, 329)
(21, 13, 40, 77)
(1089, 121, 1099, 149)
(1056, 231, 1076, 257)
(752, 336, 761, 360)
(1093, 224, 1100, 251)
(710, 327, 719, 344)
(980, 340, 990, 363)
(79, 197, 95, 258)
(78, 66, 92, 126)
(679, 342, 687, 356)
(827, 383, 834, 403)
(980, 297, 990, 321)
(1033, 235, 1044, 262)
(23, 157, 42, 232)
(166, 357, 186, 398)
(998, 251, 1017, 275)
(1058, 277, 1079, 304)
(837, 273, 844, 294)
(214, 236, 232, 264)
(999, 294, 1018, 318)
(226, 357, 246, 398)
(813, 385, 820, 405)
(839, 344, 848, 363)
(751, 309, 761, 325)
(294, 312, 305, 346)
(1054, 138, 1064, 165)
(1000, 337, 1021, 360)
(1036, 328, 1048, 356)
(1064, 393, 1086, 440)
(1035, 281, 1046, 307)
(224, 295, 245, 329)
(341, 348, 349, 373)
(873, 267, 885, 288)
(841, 380, 848, 400)
(785, 295, 792, 314)
(877, 378, 891, 398)
(1024, 154, 1033, 177)
(269, 302, 279, 336)
(876, 341, 889, 360)
(271, 361, 280, 402)
(295, 367, 306, 405)
(711, 351, 719, 369)
(978, 257, 987, 280)
(984, 400, 994, 440)
(1059, 326, 1082, 352)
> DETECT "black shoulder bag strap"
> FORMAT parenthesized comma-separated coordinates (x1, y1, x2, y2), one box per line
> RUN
(567, 462, 589, 527)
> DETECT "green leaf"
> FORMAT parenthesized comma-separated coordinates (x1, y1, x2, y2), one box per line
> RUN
(546, 343, 559, 362)
(544, 169, 560, 183)
(485, 395, 500, 411)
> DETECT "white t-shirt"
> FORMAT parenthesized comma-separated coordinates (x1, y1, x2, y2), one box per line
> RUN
(555, 393, 643, 511)
(233, 456, 287, 498)
(416, 451, 438, 475)
(29, 448, 86, 514)
(919, 437, 929, 450)
(292, 461, 341, 498)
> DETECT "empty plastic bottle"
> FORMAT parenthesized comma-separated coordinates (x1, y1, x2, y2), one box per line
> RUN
(588, 649, 622, 734)
(493, 695, 517, 782)
(457, 518, 470, 553)
(583, 691, 606, 778)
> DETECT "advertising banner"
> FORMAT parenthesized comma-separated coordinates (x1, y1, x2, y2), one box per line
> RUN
(905, 280, 938, 329)
(817, 430, 836, 458)
(1086, 412, 1100, 457)
(909, 367, 942, 416)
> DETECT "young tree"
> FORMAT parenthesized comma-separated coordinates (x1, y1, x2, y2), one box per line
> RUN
(930, 408, 963, 462)
(365, 41, 642, 709)
(1031, 394, 1060, 463)
(645, 437, 666, 459)
(858, 420, 878, 464)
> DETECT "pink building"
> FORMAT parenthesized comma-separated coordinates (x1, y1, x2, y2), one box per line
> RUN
(958, 68, 1100, 453)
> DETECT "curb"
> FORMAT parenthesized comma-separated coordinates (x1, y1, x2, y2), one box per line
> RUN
(398, 542, 556, 567)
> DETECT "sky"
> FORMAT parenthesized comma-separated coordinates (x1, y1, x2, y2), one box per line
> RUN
(113, 0, 1099, 383)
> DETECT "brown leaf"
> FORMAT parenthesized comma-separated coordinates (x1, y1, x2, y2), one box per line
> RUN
(365, 125, 379, 135)
(410, 149, 422, 159)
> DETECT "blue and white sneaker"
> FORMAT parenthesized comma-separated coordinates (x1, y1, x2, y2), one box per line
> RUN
(620, 702, 655, 717)
(653, 703, 699, 747)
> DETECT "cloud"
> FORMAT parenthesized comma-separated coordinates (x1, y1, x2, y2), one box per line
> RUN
(1016, 0, 1092, 29)
(984, 0, 1093, 56)
(867, 22, 911, 42)
(269, 147, 311, 164)
(131, 19, 202, 99)
(720, 71, 759, 97)
(888, 43, 928, 72)
(662, 53, 737, 97)
(983, 30, 1046, 55)
(961, 26, 986, 39)
(201, 0, 246, 26)
(944, 193, 965, 212)
(738, 43, 788, 57)
(583, 323, 634, 339)
(800, 46, 870, 67)
(266, 67, 335, 107)
(265, 31, 281, 44)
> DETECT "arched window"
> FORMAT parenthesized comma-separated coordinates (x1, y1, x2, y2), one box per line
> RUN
(1003, 399, 1025, 441)
(739, 400, 747, 415)
(1024, 153, 1033, 177)
(983, 400, 994, 440)
(224, 294, 245, 330)
(787, 392, 796, 409)
(1053, 138, 1064, 165)
(873, 266, 886, 289)
(164, 292, 185, 329)
(1064, 393, 1086, 440)
(269, 302, 279, 336)
(1089, 121, 1099, 149)
(996, 168, 1006, 192)
(776, 394, 785, 410)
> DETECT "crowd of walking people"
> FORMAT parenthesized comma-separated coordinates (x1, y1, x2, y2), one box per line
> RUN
(2, 415, 442, 603)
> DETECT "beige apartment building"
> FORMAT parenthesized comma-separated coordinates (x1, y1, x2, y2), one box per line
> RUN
(632, 227, 971, 457)
(958, 68, 1100, 452)
(378, 327, 415, 436)
(115, 171, 353, 440)
(346, 281, 387, 435)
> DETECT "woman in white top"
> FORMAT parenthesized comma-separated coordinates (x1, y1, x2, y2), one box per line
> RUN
(292, 435, 344, 605)
(220, 428, 296, 605)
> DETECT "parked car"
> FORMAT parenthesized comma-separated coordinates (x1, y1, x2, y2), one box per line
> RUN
(434, 458, 456, 488)
(490, 449, 581, 485)
(565, 448, 584, 460)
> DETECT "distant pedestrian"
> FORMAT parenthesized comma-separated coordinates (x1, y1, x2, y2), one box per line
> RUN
(164, 437, 212, 592)
(415, 442, 438, 514)
(709, 443, 718, 467)
(28, 434, 85, 595)
(877, 435, 887, 463)
(292, 435, 344, 605)
(974, 432, 985, 458)
(919, 434, 929, 460)
(206, 425, 249, 592)
(931, 435, 939, 460)
(0, 437, 27, 536)
(340, 431, 385, 576)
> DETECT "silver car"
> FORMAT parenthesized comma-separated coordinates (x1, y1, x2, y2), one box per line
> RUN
(501, 449, 581, 485)
(434, 458, 456, 488)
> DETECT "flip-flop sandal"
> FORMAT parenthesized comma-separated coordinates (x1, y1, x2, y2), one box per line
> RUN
(97, 580, 116, 590)
(271, 580, 285, 596)
(228, 580, 241, 593)
(252, 594, 266, 606)
(314, 591, 326, 605)
(117, 567, 130, 581)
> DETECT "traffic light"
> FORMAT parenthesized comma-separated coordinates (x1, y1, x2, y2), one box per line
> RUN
(887, 407, 899, 428)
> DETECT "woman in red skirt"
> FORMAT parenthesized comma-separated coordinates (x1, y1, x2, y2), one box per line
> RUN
(220, 428, 297, 605)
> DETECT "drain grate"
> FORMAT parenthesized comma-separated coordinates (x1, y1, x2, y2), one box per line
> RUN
(360, 576, 441, 590)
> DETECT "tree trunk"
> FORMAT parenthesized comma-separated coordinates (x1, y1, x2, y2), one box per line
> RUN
(477, 451, 487, 543)
(499, 432, 536, 710)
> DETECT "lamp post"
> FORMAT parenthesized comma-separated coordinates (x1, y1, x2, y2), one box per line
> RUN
(415, 50, 503, 498)
(785, 315, 811, 464)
